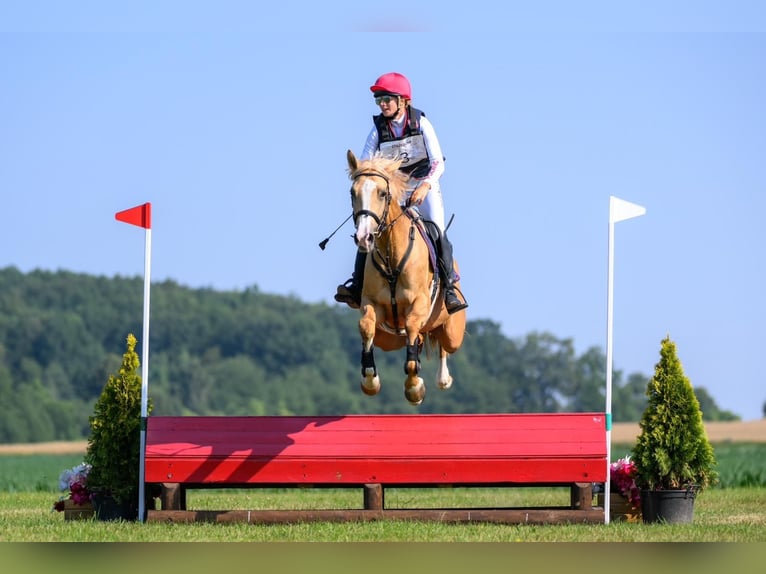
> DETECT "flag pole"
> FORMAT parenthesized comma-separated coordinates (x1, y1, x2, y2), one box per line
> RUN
(605, 205, 616, 525)
(115, 202, 152, 523)
(138, 223, 151, 523)
(605, 196, 645, 524)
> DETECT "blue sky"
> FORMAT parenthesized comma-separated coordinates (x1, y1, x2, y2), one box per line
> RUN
(2, 2, 765, 420)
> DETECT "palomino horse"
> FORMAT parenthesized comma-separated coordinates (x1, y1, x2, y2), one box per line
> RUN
(346, 149, 466, 405)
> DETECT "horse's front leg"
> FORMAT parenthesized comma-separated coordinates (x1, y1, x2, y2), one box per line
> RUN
(359, 304, 380, 396)
(403, 313, 426, 406)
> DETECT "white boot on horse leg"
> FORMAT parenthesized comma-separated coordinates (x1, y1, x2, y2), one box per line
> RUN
(436, 354, 453, 390)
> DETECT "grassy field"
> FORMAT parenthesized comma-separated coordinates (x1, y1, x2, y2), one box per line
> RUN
(1, 485, 765, 542)
(1, 443, 765, 543)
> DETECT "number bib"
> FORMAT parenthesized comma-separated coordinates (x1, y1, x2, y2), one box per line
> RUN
(379, 134, 428, 169)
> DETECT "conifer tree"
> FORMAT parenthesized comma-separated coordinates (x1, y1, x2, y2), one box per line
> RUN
(633, 335, 717, 491)
(85, 334, 151, 509)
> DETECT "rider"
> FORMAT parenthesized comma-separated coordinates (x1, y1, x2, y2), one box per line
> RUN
(334, 72, 468, 315)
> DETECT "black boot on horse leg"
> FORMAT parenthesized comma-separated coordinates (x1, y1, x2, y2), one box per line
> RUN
(335, 250, 366, 309)
(403, 341, 425, 405)
(360, 347, 380, 396)
(437, 233, 468, 315)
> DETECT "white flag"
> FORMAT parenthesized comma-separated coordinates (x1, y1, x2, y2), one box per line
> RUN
(610, 196, 646, 223)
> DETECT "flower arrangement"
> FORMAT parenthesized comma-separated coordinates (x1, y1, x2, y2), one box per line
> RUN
(610, 455, 641, 508)
(52, 462, 93, 512)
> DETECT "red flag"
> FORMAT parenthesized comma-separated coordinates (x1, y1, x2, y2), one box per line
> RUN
(115, 203, 151, 229)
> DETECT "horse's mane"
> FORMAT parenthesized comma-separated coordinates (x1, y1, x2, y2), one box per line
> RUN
(348, 154, 410, 205)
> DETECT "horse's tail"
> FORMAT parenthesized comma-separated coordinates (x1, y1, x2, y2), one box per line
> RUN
(423, 331, 439, 359)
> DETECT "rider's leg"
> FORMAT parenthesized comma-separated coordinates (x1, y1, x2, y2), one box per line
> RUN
(437, 232, 468, 314)
(419, 186, 468, 315)
(334, 250, 366, 309)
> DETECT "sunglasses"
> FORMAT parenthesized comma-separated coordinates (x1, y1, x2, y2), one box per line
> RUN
(374, 95, 398, 105)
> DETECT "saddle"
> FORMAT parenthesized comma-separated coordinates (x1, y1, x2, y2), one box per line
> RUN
(405, 208, 443, 306)
(406, 207, 440, 274)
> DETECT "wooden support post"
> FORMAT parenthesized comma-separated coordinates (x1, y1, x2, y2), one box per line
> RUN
(363, 483, 384, 510)
(570, 482, 593, 510)
(160, 483, 184, 511)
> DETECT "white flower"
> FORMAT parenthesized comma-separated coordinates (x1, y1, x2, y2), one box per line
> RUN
(57, 463, 92, 491)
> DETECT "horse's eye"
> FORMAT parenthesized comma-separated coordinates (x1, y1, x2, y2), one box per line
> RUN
(378, 189, 388, 200)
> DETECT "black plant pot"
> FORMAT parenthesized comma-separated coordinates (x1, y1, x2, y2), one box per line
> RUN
(93, 493, 138, 521)
(640, 488, 697, 524)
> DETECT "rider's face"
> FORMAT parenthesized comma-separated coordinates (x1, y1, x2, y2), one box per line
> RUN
(375, 95, 402, 119)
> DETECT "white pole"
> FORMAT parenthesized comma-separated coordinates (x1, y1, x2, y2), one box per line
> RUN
(138, 226, 151, 523)
(604, 196, 646, 525)
(605, 214, 616, 524)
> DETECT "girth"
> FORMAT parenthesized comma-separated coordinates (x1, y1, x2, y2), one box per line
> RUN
(370, 209, 440, 334)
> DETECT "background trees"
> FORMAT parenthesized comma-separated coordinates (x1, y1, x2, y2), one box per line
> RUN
(0, 266, 740, 443)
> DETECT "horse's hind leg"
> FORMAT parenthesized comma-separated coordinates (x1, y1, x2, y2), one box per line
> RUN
(434, 314, 465, 390)
(435, 345, 453, 390)
(359, 305, 380, 396)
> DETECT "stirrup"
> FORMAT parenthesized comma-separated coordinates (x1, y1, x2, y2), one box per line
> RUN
(444, 289, 468, 315)
(334, 279, 361, 309)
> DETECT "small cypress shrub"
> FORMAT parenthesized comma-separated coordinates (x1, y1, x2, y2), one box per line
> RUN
(633, 335, 718, 491)
(84, 334, 152, 509)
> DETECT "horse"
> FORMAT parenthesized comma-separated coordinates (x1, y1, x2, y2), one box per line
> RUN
(345, 149, 466, 405)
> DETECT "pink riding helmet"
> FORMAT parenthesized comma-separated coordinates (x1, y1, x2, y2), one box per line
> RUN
(369, 72, 412, 99)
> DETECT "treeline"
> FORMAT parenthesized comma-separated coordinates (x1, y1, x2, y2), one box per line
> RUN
(0, 266, 739, 443)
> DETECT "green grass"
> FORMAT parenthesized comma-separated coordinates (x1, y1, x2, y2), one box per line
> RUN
(1, 488, 764, 542)
(2, 444, 766, 542)
(0, 453, 85, 492)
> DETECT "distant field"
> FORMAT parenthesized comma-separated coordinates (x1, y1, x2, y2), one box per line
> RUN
(0, 441, 88, 455)
(611, 419, 766, 444)
(1, 419, 763, 455)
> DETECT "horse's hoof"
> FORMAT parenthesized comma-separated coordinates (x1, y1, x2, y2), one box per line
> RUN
(404, 378, 425, 405)
(438, 375, 453, 390)
(361, 375, 381, 396)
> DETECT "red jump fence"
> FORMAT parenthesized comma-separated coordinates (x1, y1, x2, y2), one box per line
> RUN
(144, 413, 607, 524)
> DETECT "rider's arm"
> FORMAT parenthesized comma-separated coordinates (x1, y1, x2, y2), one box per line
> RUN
(419, 116, 445, 187)
(360, 126, 379, 161)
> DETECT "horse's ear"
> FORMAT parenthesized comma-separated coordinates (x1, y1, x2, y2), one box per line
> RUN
(347, 149, 358, 172)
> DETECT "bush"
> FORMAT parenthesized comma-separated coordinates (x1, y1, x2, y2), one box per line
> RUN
(632, 335, 718, 492)
(84, 334, 151, 508)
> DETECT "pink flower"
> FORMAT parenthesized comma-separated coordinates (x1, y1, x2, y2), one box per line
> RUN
(610, 456, 641, 508)
(52, 463, 93, 512)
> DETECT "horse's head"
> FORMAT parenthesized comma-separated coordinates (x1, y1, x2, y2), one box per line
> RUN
(346, 149, 407, 253)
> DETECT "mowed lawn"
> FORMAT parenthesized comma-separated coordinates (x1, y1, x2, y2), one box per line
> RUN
(0, 440, 765, 542)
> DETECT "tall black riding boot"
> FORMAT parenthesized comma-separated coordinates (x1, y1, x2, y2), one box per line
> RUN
(334, 250, 366, 309)
(437, 233, 468, 314)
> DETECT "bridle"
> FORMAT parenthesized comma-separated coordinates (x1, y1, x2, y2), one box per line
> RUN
(350, 168, 422, 331)
(351, 170, 393, 232)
